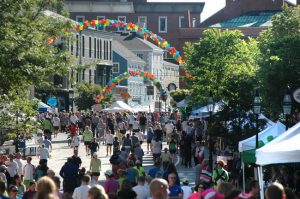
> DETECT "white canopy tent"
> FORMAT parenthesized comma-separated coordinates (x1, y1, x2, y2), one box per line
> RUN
(177, 99, 189, 108)
(255, 121, 300, 199)
(256, 121, 300, 165)
(189, 100, 224, 119)
(239, 121, 285, 153)
(103, 101, 134, 113)
(132, 104, 147, 113)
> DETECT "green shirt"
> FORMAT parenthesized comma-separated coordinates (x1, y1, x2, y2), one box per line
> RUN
(212, 168, 229, 184)
(90, 158, 101, 173)
(43, 120, 53, 131)
(83, 130, 93, 142)
(134, 166, 145, 177)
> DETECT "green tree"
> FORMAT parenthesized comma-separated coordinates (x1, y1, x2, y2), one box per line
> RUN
(184, 29, 259, 144)
(258, 5, 300, 116)
(170, 89, 191, 102)
(0, 91, 40, 144)
(184, 29, 258, 111)
(0, 0, 73, 94)
(74, 83, 112, 111)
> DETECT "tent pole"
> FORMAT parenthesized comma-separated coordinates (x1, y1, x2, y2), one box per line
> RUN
(242, 160, 246, 192)
(258, 166, 264, 199)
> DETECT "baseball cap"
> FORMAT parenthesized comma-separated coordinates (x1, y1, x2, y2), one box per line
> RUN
(105, 170, 113, 177)
(0, 165, 7, 171)
(216, 160, 225, 167)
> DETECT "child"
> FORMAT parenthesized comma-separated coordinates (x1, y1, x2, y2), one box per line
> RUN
(71, 133, 81, 149)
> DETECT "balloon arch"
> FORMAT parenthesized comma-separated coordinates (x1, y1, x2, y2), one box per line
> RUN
(95, 70, 162, 103)
(73, 19, 192, 79)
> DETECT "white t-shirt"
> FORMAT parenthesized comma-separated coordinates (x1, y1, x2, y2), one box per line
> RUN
(6, 160, 17, 177)
(133, 121, 140, 130)
(52, 117, 60, 127)
(40, 148, 49, 160)
(15, 158, 24, 176)
(72, 184, 91, 199)
(181, 185, 192, 199)
(72, 136, 81, 147)
(165, 123, 174, 134)
(152, 140, 162, 154)
(105, 134, 114, 144)
(133, 185, 149, 199)
(23, 163, 34, 180)
(70, 115, 78, 124)
(129, 115, 136, 125)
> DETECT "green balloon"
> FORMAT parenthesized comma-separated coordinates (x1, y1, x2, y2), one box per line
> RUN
(258, 140, 265, 148)
(267, 135, 274, 142)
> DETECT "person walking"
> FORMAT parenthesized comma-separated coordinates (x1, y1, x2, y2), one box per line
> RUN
(149, 178, 169, 199)
(146, 127, 154, 153)
(103, 170, 119, 195)
(90, 153, 101, 184)
(39, 144, 50, 164)
(72, 175, 91, 199)
(59, 157, 78, 194)
(83, 126, 93, 156)
(89, 138, 100, 158)
(6, 154, 17, 184)
(14, 153, 24, 180)
(52, 114, 60, 138)
(42, 136, 52, 152)
(91, 113, 100, 137)
(105, 131, 114, 156)
(23, 157, 35, 189)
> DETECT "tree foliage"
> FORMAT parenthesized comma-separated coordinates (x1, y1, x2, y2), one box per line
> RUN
(0, 91, 40, 143)
(170, 89, 191, 102)
(184, 29, 258, 111)
(0, 0, 74, 94)
(257, 5, 300, 116)
(74, 83, 112, 111)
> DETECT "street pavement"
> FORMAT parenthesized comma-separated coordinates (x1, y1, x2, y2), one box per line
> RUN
(30, 133, 198, 187)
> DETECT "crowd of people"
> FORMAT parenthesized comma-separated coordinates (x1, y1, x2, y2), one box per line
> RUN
(0, 110, 298, 199)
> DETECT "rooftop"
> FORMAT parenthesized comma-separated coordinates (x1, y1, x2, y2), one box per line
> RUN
(113, 40, 146, 65)
(114, 32, 163, 52)
(210, 11, 280, 28)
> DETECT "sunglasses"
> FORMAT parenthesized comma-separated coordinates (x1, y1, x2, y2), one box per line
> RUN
(11, 190, 18, 192)
(169, 176, 177, 179)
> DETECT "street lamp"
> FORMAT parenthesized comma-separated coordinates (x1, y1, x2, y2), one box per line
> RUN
(207, 91, 215, 170)
(253, 90, 261, 149)
(69, 90, 74, 112)
(283, 86, 292, 130)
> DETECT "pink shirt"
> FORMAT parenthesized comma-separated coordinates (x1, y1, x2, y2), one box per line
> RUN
(104, 178, 119, 194)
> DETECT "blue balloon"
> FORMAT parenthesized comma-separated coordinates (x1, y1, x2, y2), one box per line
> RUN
(47, 96, 58, 107)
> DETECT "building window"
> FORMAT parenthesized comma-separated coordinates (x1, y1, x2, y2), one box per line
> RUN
(136, 53, 144, 60)
(118, 16, 126, 31)
(179, 16, 185, 28)
(89, 69, 92, 84)
(138, 16, 147, 28)
(103, 41, 106, 60)
(76, 16, 85, 23)
(76, 35, 79, 57)
(89, 37, 92, 58)
(94, 38, 96, 58)
(82, 36, 85, 57)
(112, 63, 119, 73)
(159, 16, 167, 33)
(82, 69, 85, 81)
(100, 40, 102, 59)
(97, 16, 105, 31)
(106, 41, 109, 60)
(109, 41, 112, 60)
(97, 39, 99, 59)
